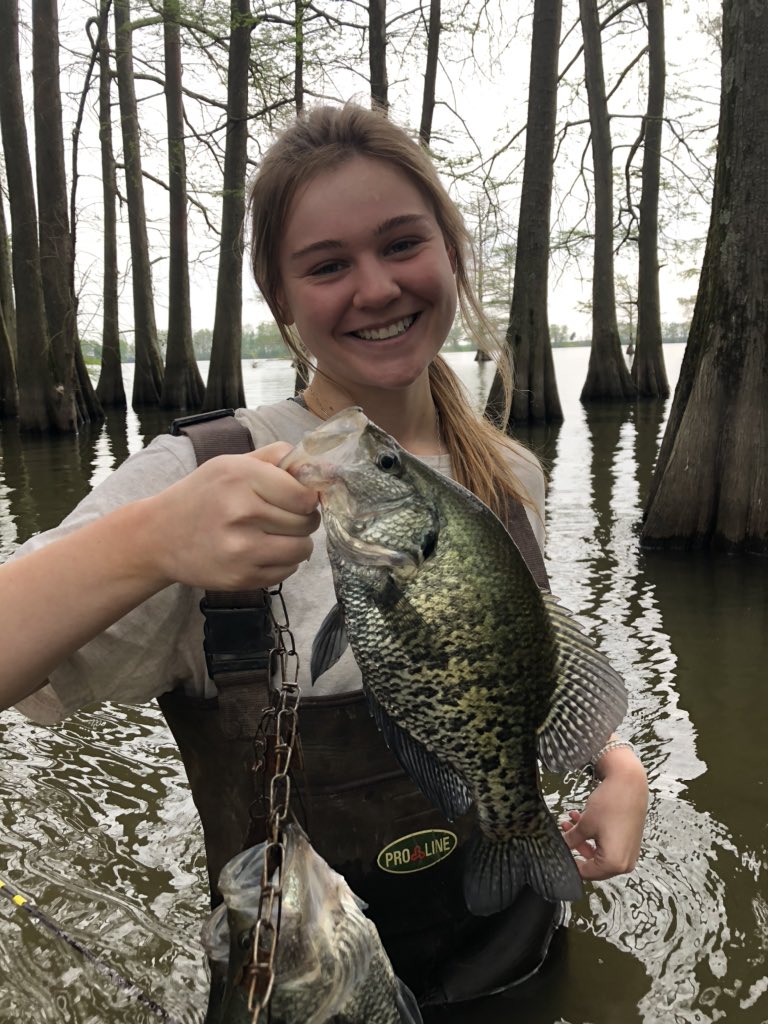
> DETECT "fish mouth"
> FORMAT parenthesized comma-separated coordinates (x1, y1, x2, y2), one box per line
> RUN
(281, 408, 369, 485)
(281, 408, 436, 578)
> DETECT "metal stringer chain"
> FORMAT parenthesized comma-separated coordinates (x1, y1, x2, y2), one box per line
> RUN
(245, 583, 301, 1024)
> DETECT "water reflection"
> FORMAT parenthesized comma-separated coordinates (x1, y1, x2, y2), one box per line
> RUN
(632, 399, 667, 506)
(1, 348, 767, 1023)
(538, 371, 767, 1024)
(0, 422, 99, 546)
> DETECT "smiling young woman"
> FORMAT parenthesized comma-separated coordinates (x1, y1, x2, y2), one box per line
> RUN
(2, 101, 647, 1020)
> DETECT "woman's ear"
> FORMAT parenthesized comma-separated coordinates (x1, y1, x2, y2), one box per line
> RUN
(446, 244, 457, 274)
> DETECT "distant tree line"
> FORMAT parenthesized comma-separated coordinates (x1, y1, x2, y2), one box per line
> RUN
(1, 0, 765, 551)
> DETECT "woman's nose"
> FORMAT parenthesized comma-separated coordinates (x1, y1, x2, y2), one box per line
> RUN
(351, 257, 401, 309)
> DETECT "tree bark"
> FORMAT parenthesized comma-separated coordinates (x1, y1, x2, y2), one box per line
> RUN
(641, 0, 768, 554)
(33, 0, 102, 429)
(114, 0, 164, 407)
(485, 0, 563, 426)
(160, 0, 204, 410)
(631, 0, 669, 398)
(578, 0, 635, 401)
(294, 0, 304, 113)
(0, 0, 72, 430)
(203, 0, 250, 411)
(0, 191, 18, 418)
(95, 0, 127, 409)
(369, 0, 388, 111)
(419, 0, 440, 146)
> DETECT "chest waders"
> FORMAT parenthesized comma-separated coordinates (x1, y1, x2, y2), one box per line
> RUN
(158, 409, 564, 1019)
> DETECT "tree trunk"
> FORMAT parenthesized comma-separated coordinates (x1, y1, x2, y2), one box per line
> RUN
(160, 0, 204, 411)
(631, 0, 668, 398)
(294, 0, 304, 113)
(0, 191, 16, 356)
(95, 0, 127, 409)
(369, 0, 388, 111)
(114, 0, 164, 407)
(0, 0, 72, 431)
(33, 0, 101, 429)
(0, 192, 18, 418)
(419, 0, 440, 146)
(203, 0, 250, 411)
(641, 0, 768, 554)
(485, 0, 563, 426)
(578, 0, 635, 402)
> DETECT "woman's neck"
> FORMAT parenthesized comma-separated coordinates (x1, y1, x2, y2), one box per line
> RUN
(301, 375, 444, 456)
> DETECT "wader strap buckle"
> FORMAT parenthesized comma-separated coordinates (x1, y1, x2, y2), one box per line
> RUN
(201, 600, 274, 677)
(200, 591, 275, 740)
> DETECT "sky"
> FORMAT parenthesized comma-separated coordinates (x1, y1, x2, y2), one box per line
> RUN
(9, 0, 723, 346)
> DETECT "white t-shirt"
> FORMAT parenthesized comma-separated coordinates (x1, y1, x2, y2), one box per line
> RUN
(14, 400, 546, 726)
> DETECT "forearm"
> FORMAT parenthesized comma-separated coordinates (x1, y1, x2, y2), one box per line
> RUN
(0, 500, 171, 711)
(0, 443, 321, 714)
(593, 735, 647, 790)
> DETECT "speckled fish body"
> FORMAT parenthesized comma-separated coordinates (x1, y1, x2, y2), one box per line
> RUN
(206, 824, 423, 1024)
(283, 409, 628, 915)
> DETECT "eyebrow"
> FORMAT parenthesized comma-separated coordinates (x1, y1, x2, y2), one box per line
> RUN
(288, 213, 430, 262)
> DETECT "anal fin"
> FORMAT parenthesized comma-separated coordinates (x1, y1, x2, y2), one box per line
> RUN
(367, 690, 472, 821)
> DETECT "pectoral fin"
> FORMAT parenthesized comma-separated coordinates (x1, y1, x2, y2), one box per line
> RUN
(310, 604, 349, 683)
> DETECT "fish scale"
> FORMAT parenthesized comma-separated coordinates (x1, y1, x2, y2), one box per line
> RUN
(283, 408, 628, 916)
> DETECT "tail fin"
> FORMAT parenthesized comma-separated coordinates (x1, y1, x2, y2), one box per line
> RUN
(463, 812, 582, 916)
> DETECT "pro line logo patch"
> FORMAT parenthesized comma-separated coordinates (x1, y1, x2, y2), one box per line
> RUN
(377, 829, 457, 874)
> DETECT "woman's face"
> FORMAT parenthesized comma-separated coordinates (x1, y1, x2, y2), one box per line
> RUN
(277, 155, 458, 400)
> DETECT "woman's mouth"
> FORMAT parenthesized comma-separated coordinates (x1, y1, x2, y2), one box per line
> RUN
(351, 314, 417, 341)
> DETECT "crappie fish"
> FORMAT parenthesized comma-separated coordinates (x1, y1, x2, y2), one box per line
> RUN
(282, 408, 628, 915)
(202, 823, 423, 1024)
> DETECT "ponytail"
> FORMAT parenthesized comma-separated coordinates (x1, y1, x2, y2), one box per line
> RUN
(429, 356, 540, 524)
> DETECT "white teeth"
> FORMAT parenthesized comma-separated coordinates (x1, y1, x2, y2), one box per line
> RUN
(354, 315, 416, 341)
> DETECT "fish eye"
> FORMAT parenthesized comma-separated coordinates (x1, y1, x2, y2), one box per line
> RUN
(376, 450, 402, 475)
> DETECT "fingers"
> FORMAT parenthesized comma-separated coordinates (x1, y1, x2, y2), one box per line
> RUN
(560, 811, 597, 864)
(198, 448, 320, 536)
(560, 808, 641, 881)
(251, 560, 304, 589)
(250, 444, 319, 509)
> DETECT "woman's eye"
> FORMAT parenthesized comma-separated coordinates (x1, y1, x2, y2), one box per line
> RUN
(376, 450, 402, 475)
(310, 261, 344, 276)
(389, 238, 418, 255)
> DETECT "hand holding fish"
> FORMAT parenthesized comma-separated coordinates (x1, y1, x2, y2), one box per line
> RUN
(560, 747, 648, 881)
(142, 441, 321, 591)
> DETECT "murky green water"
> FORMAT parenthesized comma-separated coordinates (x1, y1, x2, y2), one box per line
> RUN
(1, 348, 766, 1024)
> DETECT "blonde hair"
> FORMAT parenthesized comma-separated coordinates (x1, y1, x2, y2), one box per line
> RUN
(248, 103, 538, 520)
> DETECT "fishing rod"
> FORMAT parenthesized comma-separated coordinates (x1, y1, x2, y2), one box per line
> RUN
(0, 875, 187, 1024)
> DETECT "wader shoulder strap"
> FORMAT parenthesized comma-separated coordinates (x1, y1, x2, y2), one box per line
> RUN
(170, 409, 274, 739)
(503, 494, 550, 592)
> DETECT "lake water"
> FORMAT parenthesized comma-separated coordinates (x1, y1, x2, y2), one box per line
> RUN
(0, 347, 767, 1024)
